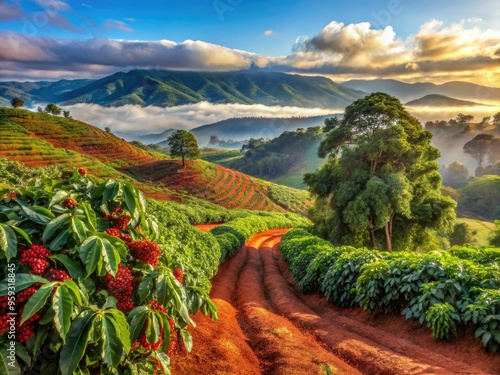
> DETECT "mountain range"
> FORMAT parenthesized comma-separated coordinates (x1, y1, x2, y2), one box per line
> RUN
(0, 70, 364, 109)
(342, 79, 500, 103)
(127, 115, 337, 147)
(405, 94, 491, 107)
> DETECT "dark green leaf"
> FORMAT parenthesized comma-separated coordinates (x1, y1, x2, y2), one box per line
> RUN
(156, 275, 167, 306)
(11, 225, 31, 246)
(103, 182, 120, 204)
(106, 309, 131, 354)
(50, 254, 84, 279)
(32, 325, 49, 358)
(43, 213, 71, 244)
(123, 184, 138, 220)
(63, 279, 85, 306)
(0, 273, 45, 296)
(128, 308, 148, 342)
(102, 315, 124, 368)
(15, 342, 31, 367)
(48, 228, 71, 251)
(22, 282, 56, 324)
(59, 312, 96, 375)
(151, 352, 171, 375)
(20, 205, 55, 225)
(80, 236, 101, 276)
(146, 313, 160, 344)
(179, 329, 193, 353)
(101, 238, 120, 277)
(71, 217, 88, 244)
(0, 344, 21, 375)
(53, 286, 73, 342)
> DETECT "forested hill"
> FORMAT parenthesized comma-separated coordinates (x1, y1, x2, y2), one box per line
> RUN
(0, 70, 365, 108)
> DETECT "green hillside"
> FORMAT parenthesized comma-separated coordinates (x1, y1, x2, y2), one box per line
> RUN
(0, 69, 364, 108)
(0, 107, 309, 214)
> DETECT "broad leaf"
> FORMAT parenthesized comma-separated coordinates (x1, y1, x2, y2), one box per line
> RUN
(128, 307, 148, 342)
(59, 312, 96, 375)
(0, 273, 47, 296)
(49, 190, 69, 208)
(63, 279, 85, 306)
(51, 254, 84, 279)
(102, 315, 125, 368)
(48, 228, 71, 251)
(179, 329, 193, 353)
(22, 282, 56, 324)
(20, 205, 55, 225)
(80, 236, 101, 276)
(71, 217, 88, 244)
(107, 310, 131, 354)
(42, 213, 71, 244)
(101, 238, 119, 277)
(53, 286, 74, 342)
(0, 344, 21, 375)
(123, 184, 138, 220)
(146, 313, 160, 345)
(0, 223, 17, 261)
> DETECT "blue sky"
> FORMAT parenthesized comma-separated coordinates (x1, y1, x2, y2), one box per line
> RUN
(0, 0, 499, 84)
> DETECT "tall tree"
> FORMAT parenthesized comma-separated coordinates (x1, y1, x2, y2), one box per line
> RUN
(305, 92, 455, 251)
(167, 130, 201, 167)
(44, 103, 61, 116)
(11, 97, 24, 108)
(463, 134, 496, 167)
(441, 162, 469, 189)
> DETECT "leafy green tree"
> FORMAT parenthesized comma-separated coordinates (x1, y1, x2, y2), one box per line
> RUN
(459, 175, 500, 220)
(441, 162, 469, 189)
(167, 130, 201, 167)
(305, 92, 456, 251)
(449, 222, 474, 246)
(63, 110, 72, 118)
(37, 106, 43, 113)
(11, 97, 24, 108)
(105, 127, 111, 133)
(463, 134, 496, 168)
(456, 113, 474, 125)
(44, 103, 62, 116)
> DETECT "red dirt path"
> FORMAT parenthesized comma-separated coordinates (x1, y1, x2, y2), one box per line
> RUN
(171, 230, 499, 375)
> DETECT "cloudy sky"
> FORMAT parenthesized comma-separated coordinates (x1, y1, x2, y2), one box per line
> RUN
(0, 0, 499, 86)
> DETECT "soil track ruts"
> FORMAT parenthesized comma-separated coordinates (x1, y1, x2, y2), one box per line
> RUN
(172, 230, 498, 375)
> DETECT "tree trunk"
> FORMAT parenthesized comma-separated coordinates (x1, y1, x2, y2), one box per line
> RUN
(369, 215, 376, 248)
(182, 155, 185, 167)
(384, 223, 392, 252)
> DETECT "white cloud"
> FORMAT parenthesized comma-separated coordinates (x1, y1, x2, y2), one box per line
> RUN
(57, 102, 338, 135)
(263, 30, 273, 37)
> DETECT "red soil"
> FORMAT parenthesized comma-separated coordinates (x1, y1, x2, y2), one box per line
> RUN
(172, 230, 499, 375)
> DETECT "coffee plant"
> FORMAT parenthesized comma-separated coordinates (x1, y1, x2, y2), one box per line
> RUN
(0, 168, 217, 374)
(280, 228, 500, 352)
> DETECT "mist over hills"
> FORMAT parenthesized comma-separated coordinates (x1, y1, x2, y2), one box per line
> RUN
(0, 70, 364, 109)
(342, 79, 500, 103)
(130, 115, 337, 147)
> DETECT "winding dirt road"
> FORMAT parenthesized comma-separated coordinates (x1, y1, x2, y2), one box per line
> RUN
(171, 229, 499, 375)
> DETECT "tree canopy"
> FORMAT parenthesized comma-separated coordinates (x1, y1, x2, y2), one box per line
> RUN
(45, 103, 61, 116)
(463, 134, 499, 168)
(11, 97, 24, 108)
(167, 130, 201, 167)
(458, 175, 500, 220)
(305, 92, 456, 251)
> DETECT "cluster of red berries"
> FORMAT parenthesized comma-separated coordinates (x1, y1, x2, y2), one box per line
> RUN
(46, 268, 71, 282)
(21, 245, 51, 275)
(105, 264, 135, 312)
(127, 241, 161, 267)
(105, 227, 132, 242)
(173, 268, 184, 284)
(16, 287, 37, 304)
(112, 215, 131, 231)
(78, 168, 87, 175)
(7, 192, 17, 199)
(16, 311, 41, 343)
(0, 296, 9, 334)
(62, 197, 78, 209)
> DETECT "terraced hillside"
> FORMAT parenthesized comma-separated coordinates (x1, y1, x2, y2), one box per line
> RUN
(124, 160, 310, 213)
(0, 107, 310, 213)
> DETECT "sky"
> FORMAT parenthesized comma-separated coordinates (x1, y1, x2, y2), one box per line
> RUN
(1, 0, 499, 85)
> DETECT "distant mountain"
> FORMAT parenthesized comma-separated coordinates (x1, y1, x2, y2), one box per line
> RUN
(341, 79, 500, 103)
(406, 94, 490, 107)
(0, 70, 365, 109)
(132, 114, 338, 147)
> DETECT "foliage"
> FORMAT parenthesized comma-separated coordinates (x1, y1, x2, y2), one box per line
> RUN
(306, 93, 456, 251)
(463, 134, 499, 168)
(231, 127, 323, 179)
(459, 175, 500, 220)
(167, 130, 201, 167)
(449, 222, 474, 246)
(440, 162, 469, 189)
(211, 212, 310, 261)
(425, 303, 460, 341)
(11, 98, 24, 109)
(279, 228, 500, 352)
(0, 168, 217, 374)
(490, 220, 500, 247)
(44, 104, 62, 116)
